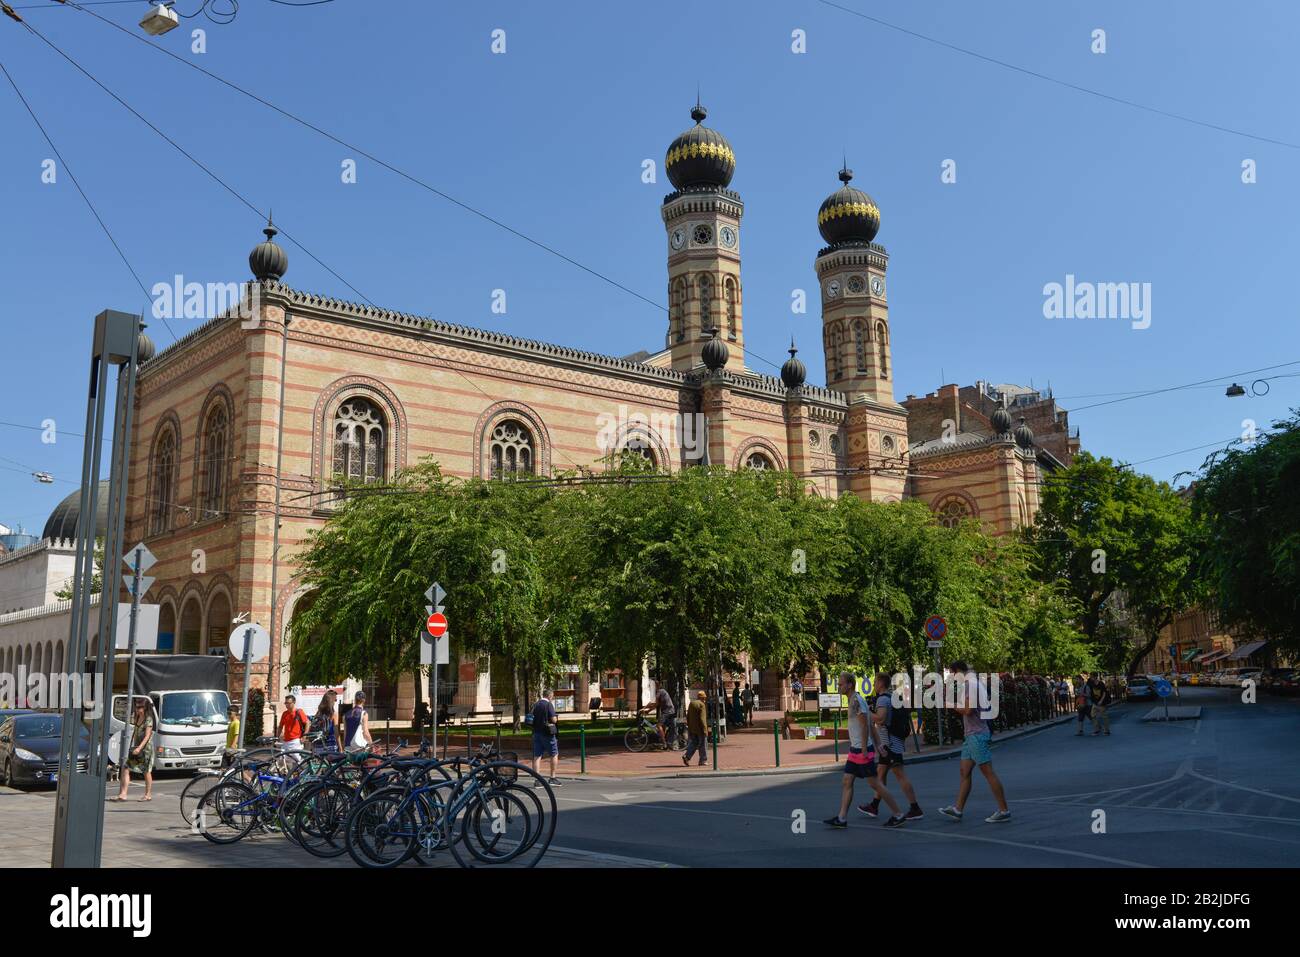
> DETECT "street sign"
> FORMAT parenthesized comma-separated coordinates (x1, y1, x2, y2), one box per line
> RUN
(419, 632, 450, 666)
(125, 576, 155, 600)
(426, 581, 445, 611)
(818, 692, 843, 709)
(122, 542, 157, 574)
(926, 639, 943, 649)
(113, 603, 159, 651)
(924, 615, 947, 641)
(425, 612, 448, 638)
(1154, 679, 1173, 698)
(228, 623, 270, 663)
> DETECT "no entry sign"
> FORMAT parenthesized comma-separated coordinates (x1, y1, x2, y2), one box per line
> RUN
(426, 612, 449, 638)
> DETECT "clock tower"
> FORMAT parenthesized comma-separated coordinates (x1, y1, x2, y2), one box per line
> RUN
(814, 165, 908, 500)
(662, 104, 745, 373)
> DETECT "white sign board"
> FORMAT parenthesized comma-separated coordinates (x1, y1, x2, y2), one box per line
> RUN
(228, 623, 271, 663)
(114, 603, 159, 651)
(926, 640, 943, 649)
(419, 632, 449, 666)
(292, 684, 347, 715)
(818, 692, 844, 709)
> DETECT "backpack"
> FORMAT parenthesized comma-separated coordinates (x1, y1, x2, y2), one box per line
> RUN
(887, 703, 912, 742)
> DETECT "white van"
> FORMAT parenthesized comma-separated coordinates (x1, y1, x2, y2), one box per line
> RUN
(110, 689, 230, 771)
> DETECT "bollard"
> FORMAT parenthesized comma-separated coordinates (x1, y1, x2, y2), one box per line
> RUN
(442, 721, 449, 760)
(467, 725, 472, 757)
(580, 724, 587, 773)
(773, 718, 780, 768)
(495, 721, 501, 756)
(833, 709, 840, 762)
(712, 720, 718, 771)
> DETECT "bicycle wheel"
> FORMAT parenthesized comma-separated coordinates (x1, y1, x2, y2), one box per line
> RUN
(295, 781, 355, 859)
(624, 726, 649, 752)
(345, 789, 417, 869)
(194, 781, 260, 844)
(456, 789, 531, 866)
(179, 771, 221, 826)
(449, 763, 556, 868)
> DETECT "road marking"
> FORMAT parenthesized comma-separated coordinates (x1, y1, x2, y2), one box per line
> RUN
(547, 844, 678, 867)
(1201, 827, 1300, 847)
(1188, 770, 1300, 806)
(556, 794, 792, 822)
(1026, 799, 1300, 827)
(882, 824, 1154, 868)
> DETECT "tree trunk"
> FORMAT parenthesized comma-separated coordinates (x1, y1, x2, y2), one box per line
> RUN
(1126, 621, 1169, 678)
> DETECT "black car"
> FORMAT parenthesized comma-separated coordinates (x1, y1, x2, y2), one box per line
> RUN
(0, 713, 90, 789)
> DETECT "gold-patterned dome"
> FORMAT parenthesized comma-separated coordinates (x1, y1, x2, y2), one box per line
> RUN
(666, 104, 735, 190)
(817, 166, 880, 246)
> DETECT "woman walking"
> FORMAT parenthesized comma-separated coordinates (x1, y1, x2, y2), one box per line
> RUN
(111, 698, 155, 802)
(313, 691, 339, 753)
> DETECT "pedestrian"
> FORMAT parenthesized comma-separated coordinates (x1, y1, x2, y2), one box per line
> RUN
(531, 688, 562, 786)
(312, 691, 339, 753)
(731, 681, 743, 727)
(791, 676, 804, 710)
(683, 690, 709, 766)
(1075, 673, 1092, 735)
(640, 683, 676, 749)
(824, 671, 906, 829)
(742, 683, 755, 724)
(938, 661, 1011, 823)
(1088, 674, 1112, 736)
(225, 705, 241, 751)
(278, 694, 311, 754)
(111, 697, 154, 802)
(860, 671, 924, 821)
(1056, 676, 1071, 714)
(343, 691, 373, 751)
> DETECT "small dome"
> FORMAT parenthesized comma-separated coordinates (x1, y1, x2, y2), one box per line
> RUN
(666, 103, 735, 191)
(781, 340, 806, 388)
(137, 331, 156, 363)
(1015, 417, 1035, 450)
(701, 327, 729, 371)
(249, 217, 288, 282)
(817, 166, 880, 247)
(990, 406, 1012, 436)
(42, 481, 111, 542)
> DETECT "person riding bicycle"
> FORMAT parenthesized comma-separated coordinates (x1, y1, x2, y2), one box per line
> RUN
(640, 684, 676, 750)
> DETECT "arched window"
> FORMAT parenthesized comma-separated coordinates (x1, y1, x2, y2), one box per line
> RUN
(853, 320, 867, 372)
(150, 428, 176, 536)
(489, 419, 534, 479)
(745, 451, 774, 471)
(833, 324, 845, 380)
(724, 277, 737, 340)
(934, 495, 973, 529)
(199, 404, 228, 519)
(332, 397, 386, 485)
(698, 273, 714, 334)
(876, 322, 889, 378)
(670, 278, 686, 342)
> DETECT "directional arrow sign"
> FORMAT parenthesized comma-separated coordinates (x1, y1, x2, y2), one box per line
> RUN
(122, 542, 157, 574)
(126, 576, 155, 599)
(425, 581, 446, 611)
(426, 612, 448, 638)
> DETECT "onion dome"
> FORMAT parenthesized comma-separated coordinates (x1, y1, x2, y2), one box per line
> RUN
(817, 165, 880, 247)
(665, 103, 735, 191)
(990, 405, 1012, 437)
(136, 330, 156, 364)
(780, 339, 806, 388)
(249, 215, 288, 282)
(42, 481, 110, 541)
(1015, 417, 1035, 450)
(701, 327, 729, 371)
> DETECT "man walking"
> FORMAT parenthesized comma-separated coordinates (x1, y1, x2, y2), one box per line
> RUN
(1088, 674, 1112, 736)
(824, 671, 905, 829)
(859, 671, 924, 821)
(1075, 672, 1092, 735)
(531, 688, 563, 786)
(938, 662, 1011, 824)
(683, 690, 709, 766)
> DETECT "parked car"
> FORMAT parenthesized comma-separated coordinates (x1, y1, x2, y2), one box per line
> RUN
(1259, 668, 1292, 693)
(1279, 671, 1300, 696)
(1127, 675, 1158, 700)
(0, 713, 90, 789)
(0, 709, 36, 724)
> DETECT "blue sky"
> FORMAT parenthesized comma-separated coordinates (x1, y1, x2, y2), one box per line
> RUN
(2, 0, 1298, 534)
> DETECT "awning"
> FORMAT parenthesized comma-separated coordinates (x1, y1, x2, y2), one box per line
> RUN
(1181, 647, 1202, 661)
(1197, 650, 1231, 664)
(1228, 640, 1268, 660)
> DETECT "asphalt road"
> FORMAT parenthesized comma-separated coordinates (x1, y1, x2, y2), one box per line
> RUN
(544, 687, 1300, 867)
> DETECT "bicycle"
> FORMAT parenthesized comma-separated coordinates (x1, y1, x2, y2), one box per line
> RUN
(625, 713, 687, 752)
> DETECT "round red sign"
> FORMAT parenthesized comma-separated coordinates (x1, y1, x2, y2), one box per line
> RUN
(426, 612, 448, 637)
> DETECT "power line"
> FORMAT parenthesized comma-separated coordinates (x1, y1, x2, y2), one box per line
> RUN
(813, 0, 1300, 151)
(1066, 361, 1300, 413)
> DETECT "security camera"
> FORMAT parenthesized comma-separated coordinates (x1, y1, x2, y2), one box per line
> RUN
(139, 3, 180, 36)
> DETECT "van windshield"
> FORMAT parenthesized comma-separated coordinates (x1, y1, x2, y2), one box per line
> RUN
(159, 691, 230, 725)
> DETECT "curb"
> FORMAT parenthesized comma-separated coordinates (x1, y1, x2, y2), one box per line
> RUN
(563, 708, 1096, 781)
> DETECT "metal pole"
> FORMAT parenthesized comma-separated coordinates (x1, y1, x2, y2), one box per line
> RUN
(833, 708, 840, 762)
(580, 724, 586, 774)
(495, 720, 501, 756)
(117, 546, 144, 771)
(772, 718, 780, 768)
(431, 663, 438, 757)
(238, 627, 253, 746)
(935, 648, 945, 747)
(711, 717, 717, 771)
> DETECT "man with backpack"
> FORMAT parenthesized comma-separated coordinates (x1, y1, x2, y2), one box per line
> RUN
(1088, 674, 1112, 736)
(824, 671, 906, 829)
(1075, 672, 1092, 735)
(859, 670, 924, 821)
(278, 694, 311, 753)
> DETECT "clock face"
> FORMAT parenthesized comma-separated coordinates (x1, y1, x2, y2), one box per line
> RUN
(870, 275, 885, 297)
(692, 223, 714, 245)
(670, 228, 686, 250)
(846, 275, 865, 294)
(826, 279, 841, 299)
(719, 225, 737, 248)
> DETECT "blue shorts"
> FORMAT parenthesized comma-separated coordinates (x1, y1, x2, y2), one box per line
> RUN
(961, 732, 992, 765)
(532, 733, 558, 758)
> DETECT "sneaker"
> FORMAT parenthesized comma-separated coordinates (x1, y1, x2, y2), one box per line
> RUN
(1075, 730, 1083, 736)
(985, 809, 1012, 824)
(1092, 730, 1101, 736)
(856, 801, 879, 818)
(1104, 731, 1111, 736)
(904, 804, 925, 820)
(823, 816, 848, 828)
(682, 755, 690, 766)
(883, 815, 906, 828)
(548, 777, 563, 787)
(938, 805, 963, 821)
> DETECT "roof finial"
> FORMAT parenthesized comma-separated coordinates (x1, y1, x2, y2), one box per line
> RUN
(788, 336, 798, 357)
(838, 156, 853, 184)
(264, 209, 277, 241)
(691, 88, 707, 125)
